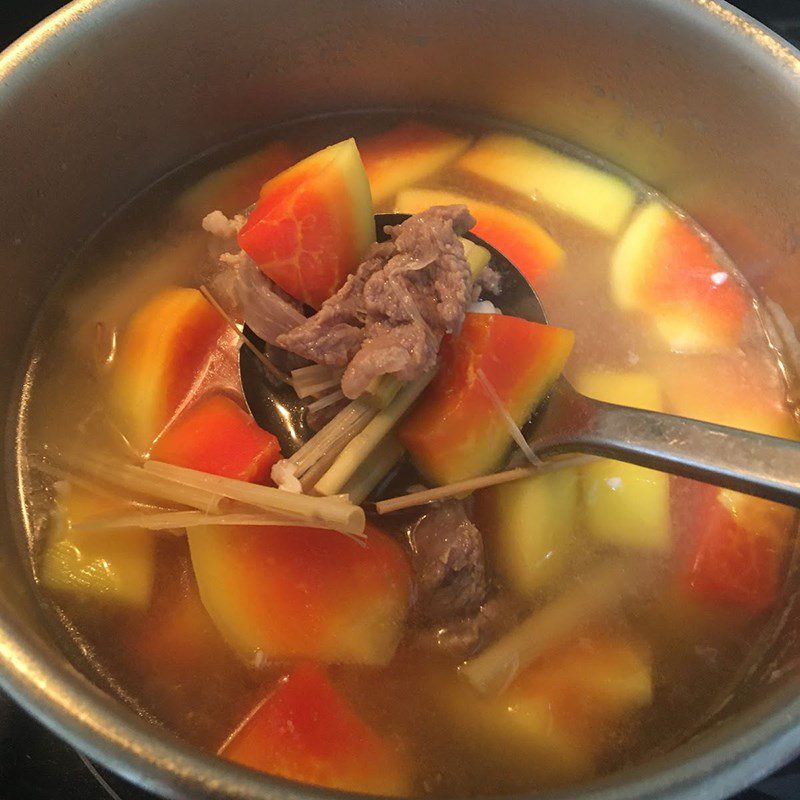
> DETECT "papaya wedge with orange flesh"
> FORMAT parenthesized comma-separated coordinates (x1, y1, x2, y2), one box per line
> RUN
(150, 394, 281, 483)
(175, 141, 295, 221)
(109, 287, 225, 452)
(238, 138, 374, 309)
(676, 481, 792, 614)
(611, 202, 748, 353)
(395, 188, 564, 287)
(457, 133, 636, 235)
(188, 523, 411, 666)
(438, 634, 651, 784)
(359, 121, 471, 205)
(399, 313, 574, 485)
(221, 663, 410, 795)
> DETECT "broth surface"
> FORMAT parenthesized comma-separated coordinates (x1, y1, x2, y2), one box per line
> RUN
(15, 111, 800, 796)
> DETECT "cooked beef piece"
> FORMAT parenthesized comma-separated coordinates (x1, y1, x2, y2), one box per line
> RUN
(407, 499, 488, 625)
(409, 595, 517, 660)
(277, 205, 478, 399)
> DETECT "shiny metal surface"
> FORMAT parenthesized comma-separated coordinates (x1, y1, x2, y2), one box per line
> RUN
(2, 1, 800, 799)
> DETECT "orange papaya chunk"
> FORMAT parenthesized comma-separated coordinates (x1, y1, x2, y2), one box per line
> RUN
(676, 481, 792, 614)
(438, 634, 651, 784)
(399, 313, 574, 485)
(238, 139, 374, 309)
(395, 188, 564, 286)
(175, 141, 295, 220)
(188, 523, 411, 665)
(151, 393, 281, 483)
(359, 121, 471, 205)
(221, 663, 410, 795)
(109, 287, 225, 452)
(611, 202, 748, 352)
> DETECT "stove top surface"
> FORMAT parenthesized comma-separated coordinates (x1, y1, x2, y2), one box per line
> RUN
(1, 1, 799, 798)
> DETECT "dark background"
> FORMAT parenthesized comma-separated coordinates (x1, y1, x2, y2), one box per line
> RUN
(2, 1, 800, 798)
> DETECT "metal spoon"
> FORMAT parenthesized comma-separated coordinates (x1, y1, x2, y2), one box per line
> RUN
(241, 213, 800, 507)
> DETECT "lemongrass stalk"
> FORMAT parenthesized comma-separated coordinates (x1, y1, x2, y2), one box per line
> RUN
(307, 389, 345, 414)
(72, 510, 366, 536)
(374, 455, 597, 514)
(461, 238, 491, 279)
(294, 377, 344, 399)
(365, 375, 402, 409)
(460, 558, 643, 695)
(291, 398, 378, 475)
(314, 372, 434, 496)
(47, 452, 222, 512)
(341, 434, 405, 505)
(143, 460, 364, 536)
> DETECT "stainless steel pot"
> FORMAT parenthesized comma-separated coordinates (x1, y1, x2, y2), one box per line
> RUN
(2, 1, 800, 798)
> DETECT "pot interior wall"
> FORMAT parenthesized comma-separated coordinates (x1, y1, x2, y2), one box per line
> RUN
(2, 1, 800, 797)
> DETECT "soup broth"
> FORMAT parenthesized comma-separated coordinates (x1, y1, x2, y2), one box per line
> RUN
(15, 112, 800, 796)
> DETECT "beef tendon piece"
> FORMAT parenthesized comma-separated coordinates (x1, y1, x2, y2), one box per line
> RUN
(407, 499, 488, 625)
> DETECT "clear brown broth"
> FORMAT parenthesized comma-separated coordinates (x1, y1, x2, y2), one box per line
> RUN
(15, 111, 800, 796)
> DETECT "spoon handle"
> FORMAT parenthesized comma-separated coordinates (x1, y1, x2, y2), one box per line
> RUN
(536, 393, 800, 507)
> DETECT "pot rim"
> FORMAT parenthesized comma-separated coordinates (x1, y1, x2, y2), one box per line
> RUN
(2, 1, 800, 799)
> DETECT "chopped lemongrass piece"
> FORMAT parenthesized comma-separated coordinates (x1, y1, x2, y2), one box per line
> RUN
(290, 365, 344, 398)
(200, 285, 289, 384)
(39, 452, 222, 513)
(342, 434, 405, 505)
(476, 367, 540, 465)
(365, 375, 402, 409)
(315, 372, 434, 496)
(295, 377, 343, 399)
(460, 557, 647, 695)
(307, 389, 345, 414)
(72, 510, 365, 538)
(460, 237, 491, 280)
(374, 454, 597, 514)
(291, 398, 378, 477)
(143, 460, 364, 536)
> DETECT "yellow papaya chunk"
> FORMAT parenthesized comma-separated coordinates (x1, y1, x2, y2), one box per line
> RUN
(457, 134, 636, 235)
(576, 371, 670, 552)
(40, 485, 155, 608)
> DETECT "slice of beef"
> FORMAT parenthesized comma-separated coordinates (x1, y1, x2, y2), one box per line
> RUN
(409, 595, 517, 660)
(277, 205, 477, 399)
(407, 499, 488, 626)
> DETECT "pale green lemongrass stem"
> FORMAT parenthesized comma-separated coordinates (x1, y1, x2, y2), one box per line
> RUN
(314, 372, 434, 496)
(72, 510, 366, 537)
(291, 398, 372, 468)
(293, 376, 344, 400)
(143, 460, 364, 536)
(342, 434, 405, 505)
(291, 398, 378, 476)
(375, 454, 598, 515)
(46, 452, 222, 513)
(300, 419, 373, 493)
(290, 364, 343, 385)
(460, 558, 642, 696)
(307, 389, 345, 414)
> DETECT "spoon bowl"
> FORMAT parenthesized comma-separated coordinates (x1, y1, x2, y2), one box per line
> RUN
(241, 213, 800, 507)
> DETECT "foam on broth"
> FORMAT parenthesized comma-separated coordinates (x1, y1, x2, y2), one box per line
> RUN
(14, 111, 800, 796)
